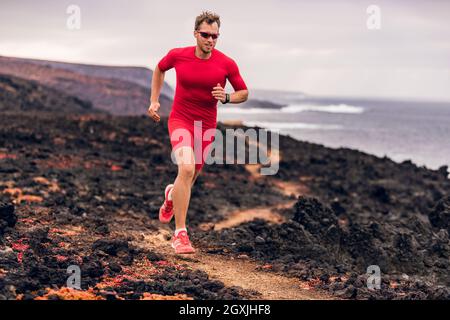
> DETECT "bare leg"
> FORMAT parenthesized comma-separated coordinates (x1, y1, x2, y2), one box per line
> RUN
(189, 141, 212, 187)
(191, 168, 201, 187)
(171, 147, 196, 230)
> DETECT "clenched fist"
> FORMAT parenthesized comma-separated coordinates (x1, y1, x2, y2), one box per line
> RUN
(147, 101, 161, 122)
(211, 83, 226, 103)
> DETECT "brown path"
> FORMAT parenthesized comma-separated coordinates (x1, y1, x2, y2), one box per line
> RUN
(129, 229, 334, 300)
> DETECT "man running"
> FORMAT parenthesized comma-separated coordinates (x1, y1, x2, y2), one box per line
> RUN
(147, 11, 249, 254)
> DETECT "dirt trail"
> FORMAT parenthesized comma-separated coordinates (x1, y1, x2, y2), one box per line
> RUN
(212, 201, 291, 231)
(110, 173, 332, 300)
(109, 202, 334, 300)
(130, 229, 334, 300)
(213, 151, 310, 230)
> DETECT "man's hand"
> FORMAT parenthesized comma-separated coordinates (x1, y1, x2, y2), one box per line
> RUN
(212, 83, 226, 103)
(147, 101, 161, 122)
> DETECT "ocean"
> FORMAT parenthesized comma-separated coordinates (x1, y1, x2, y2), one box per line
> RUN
(218, 94, 450, 171)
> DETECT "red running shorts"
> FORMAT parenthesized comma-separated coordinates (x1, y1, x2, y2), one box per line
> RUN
(167, 117, 216, 172)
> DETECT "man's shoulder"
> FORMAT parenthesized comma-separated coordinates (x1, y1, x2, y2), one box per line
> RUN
(167, 46, 193, 56)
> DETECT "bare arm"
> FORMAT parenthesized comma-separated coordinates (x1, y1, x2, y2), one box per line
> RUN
(228, 89, 249, 104)
(150, 65, 165, 103)
(147, 65, 165, 122)
(212, 59, 249, 104)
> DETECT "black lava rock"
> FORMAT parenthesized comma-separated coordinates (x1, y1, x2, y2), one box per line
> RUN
(429, 196, 450, 232)
(0, 202, 16, 236)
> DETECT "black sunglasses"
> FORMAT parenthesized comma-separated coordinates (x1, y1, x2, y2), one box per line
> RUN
(198, 31, 219, 40)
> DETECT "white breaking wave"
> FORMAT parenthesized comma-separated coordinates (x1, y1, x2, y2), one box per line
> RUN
(281, 103, 365, 114)
(219, 103, 365, 115)
(242, 121, 343, 130)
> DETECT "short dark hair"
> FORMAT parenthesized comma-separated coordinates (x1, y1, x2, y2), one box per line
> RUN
(195, 11, 221, 30)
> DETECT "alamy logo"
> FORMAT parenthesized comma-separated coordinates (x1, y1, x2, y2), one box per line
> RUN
(66, 5, 81, 30)
(366, 265, 381, 289)
(366, 5, 381, 30)
(67, 265, 81, 289)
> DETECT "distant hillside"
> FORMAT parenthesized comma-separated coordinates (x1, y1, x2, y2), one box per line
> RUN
(21, 57, 174, 98)
(240, 99, 286, 109)
(0, 55, 173, 116)
(0, 74, 99, 114)
(250, 88, 306, 104)
(238, 88, 307, 109)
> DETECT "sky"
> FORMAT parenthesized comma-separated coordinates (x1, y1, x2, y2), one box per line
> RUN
(1, 0, 450, 102)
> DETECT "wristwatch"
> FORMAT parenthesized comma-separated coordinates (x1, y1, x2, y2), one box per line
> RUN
(223, 93, 230, 104)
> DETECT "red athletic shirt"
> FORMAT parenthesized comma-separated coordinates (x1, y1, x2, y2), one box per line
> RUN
(157, 46, 248, 129)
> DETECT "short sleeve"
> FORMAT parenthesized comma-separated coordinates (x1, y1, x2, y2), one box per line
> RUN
(157, 48, 177, 72)
(227, 59, 248, 91)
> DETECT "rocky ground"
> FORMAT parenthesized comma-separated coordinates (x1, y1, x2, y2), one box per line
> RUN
(1, 111, 449, 300)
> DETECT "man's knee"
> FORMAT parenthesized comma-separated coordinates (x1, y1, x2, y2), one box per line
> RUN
(178, 163, 196, 180)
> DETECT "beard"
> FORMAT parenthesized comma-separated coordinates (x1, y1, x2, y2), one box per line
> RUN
(202, 43, 213, 53)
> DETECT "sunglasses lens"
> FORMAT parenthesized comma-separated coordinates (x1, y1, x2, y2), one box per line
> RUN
(200, 32, 218, 40)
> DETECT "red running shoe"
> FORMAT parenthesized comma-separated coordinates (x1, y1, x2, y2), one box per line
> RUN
(159, 184, 174, 224)
(171, 230, 196, 254)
